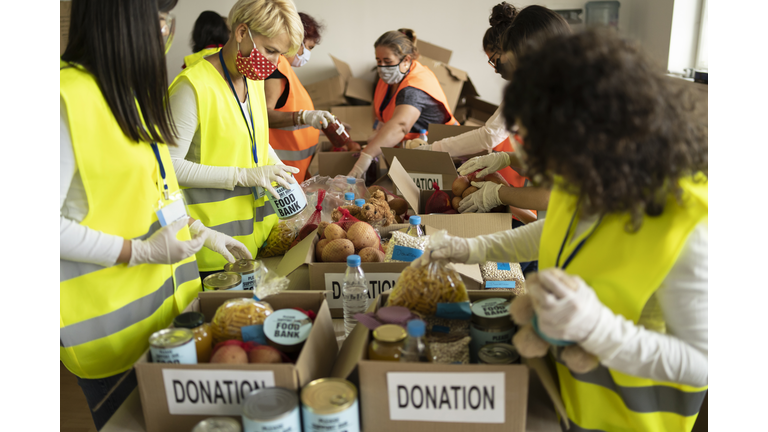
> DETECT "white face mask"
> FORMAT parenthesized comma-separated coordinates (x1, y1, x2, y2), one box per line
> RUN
(291, 43, 311, 67)
(378, 58, 408, 85)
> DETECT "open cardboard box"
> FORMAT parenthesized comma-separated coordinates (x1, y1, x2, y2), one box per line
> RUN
(331, 291, 568, 432)
(330, 105, 375, 143)
(134, 291, 336, 432)
(304, 55, 374, 110)
(381, 148, 458, 193)
(418, 54, 478, 114)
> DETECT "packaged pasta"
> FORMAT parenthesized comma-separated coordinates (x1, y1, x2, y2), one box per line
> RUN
(387, 259, 468, 316)
(210, 298, 274, 344)
(258, 221, 298, 258)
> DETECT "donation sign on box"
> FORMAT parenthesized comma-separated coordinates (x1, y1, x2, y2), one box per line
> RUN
(386, 372, 506, 423)
(162, 369, 276, 415)
(324, 272, 401, 310)
(395, 173, 443, 194)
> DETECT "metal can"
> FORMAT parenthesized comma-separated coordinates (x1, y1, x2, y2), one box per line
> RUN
(203, 271, 243, 291)
(301, 378, 360, 432)
(242, 387, 301, 432)
(469, 297, 516, 363)
(266, 179, 308, 220)
(191, 417, 242, 432)
(149, 328, 197, 364)
(478, 343, 520, 365)
(224, 259, 262, 290)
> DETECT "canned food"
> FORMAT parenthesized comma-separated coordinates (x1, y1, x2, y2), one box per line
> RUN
(478, 343, 520, 365)
(149, 328, 197, 364)
(264, 309, 313, 354)
(191, 417, 242, 432)
(266, 179, 308, 220)
(242, 387, 301, 432)
(301, 378, 360, 432)
(224, 259, 262, 290)
(203, 272, 243, 291)
(469, 298, 516, 363)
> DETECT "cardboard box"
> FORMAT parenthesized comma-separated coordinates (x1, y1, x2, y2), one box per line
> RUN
(330, 105, 375, 143)
(418, 40, 453, 64)
(418, 56, 476, 114)
(135, 291, 336, 432)
(304, 55, 374, 110)
(381, 148, 458, 192)
(331, 291, 567, 432)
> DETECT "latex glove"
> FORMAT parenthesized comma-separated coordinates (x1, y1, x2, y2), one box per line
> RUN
(237, 164, 300, 198)
(458, 181, 503, 213)
(302, 110, 337, 130)
(129, 219, 205, 267)
(457, 152, 512, 178)
(528, 268, 603, 343)
(189, 220, 253, 263)
(410, 230, 472, 267)
(348, 152, 373, 179)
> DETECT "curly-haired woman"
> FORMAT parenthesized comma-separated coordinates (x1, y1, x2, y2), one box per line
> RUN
(416, 29, 708, 432)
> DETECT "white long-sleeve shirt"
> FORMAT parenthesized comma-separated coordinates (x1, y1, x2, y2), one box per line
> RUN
(432, 103, 510, 157)
(468, 218, 708, 387)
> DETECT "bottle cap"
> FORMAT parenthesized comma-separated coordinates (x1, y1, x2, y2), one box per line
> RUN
(409, 216, 421, 225)
(354, 199, 366, 207)
(347, 177, 356, 184)
(345, 192, 355, 200)
(407, 319, 425, 337)
(419, 129, 427, 134)
(347, 254, 361, 267)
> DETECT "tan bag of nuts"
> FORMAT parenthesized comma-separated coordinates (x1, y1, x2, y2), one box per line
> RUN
(480, 261, 526, 295)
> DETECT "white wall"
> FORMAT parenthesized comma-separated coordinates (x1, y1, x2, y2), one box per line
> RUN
(624, 0, 675, 70)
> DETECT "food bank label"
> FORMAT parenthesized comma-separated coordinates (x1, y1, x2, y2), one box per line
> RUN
(162, 369, 275, 415)
(324, 272, 401, 309)
(386, 372, 505, 423)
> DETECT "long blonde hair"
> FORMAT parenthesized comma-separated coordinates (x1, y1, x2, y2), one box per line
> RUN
(228, 0, 304, 56)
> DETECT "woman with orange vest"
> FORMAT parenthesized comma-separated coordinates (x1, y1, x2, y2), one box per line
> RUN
(348, 28, 457, 178)
(265, 12, 339, 182)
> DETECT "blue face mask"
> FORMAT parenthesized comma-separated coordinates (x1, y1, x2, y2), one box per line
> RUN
(291, 43, 311, 67)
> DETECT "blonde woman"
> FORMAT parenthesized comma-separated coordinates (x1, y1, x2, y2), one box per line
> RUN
(168, 0, 304, 274)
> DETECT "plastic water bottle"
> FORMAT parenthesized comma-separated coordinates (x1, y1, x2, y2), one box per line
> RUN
(405, 215, 424, 237)
(342, 255, 368, 337)
(344, 192, 355, 205)
(400, 319, 432, 362)
(346, 176, 357, 197)
(418, 129, 428, 143)
(354, 198, 366, 208)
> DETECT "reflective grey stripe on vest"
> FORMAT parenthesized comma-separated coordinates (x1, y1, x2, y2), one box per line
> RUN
(60, 275, 174, 348)
(183, 186, 252, 206)
(275, 124, 313, 131)
(274, 143, 318, 161)
(206, 203, 275, 237)
(175, 260, 200, 286)
(60, 221, 163, 282)
(561, 361, 707, 416)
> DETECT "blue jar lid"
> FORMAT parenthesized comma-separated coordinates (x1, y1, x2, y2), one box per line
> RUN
(346, 254, 361, 266)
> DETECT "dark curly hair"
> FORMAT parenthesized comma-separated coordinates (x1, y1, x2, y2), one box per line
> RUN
(503, 29, 708, 231)
(500, 5, 571, 58)
(190, 11, 229, 53)
(299, 12, 323, 44)
(483, 2, 518, 53)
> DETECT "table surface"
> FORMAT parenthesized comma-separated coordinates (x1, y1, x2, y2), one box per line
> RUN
(103, 319, 561, 432)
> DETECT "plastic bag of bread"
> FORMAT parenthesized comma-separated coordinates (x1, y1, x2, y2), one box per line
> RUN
(387, 251, 468, 316)
(210, 298, 274, 344)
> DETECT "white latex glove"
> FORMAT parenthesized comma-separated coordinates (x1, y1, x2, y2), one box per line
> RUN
(348, 152, 373, 179)
(302, 110, 337, 130)
(410, 230, 472, 267)
(457, 152, 512, 178)
(189, 220, 253, 264)
(528, 269, 604, 343)
(128, 219, 205, 267)
(237, 164, 300, 198)
(458, 181, 503, 213)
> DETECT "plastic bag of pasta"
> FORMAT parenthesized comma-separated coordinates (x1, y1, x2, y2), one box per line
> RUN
(387, 257, 469, 316)
(258, 220, 299, 258)
(210, 298, 274, 344)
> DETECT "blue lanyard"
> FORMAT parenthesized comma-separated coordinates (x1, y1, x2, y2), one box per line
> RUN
(219, 50, 258, 165)
(554, 206, 603, 270)
(151, 143, 170, 200)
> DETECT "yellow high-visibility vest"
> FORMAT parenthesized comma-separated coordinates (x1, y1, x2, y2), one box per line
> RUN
(183, 46, 221, 69)
(538, 174, 708, 432)
(170, 58, 277, 271)
(60, 60, 202, 379)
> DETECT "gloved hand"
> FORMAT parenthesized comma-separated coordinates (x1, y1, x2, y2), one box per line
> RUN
(189, 220, 253, 263)
(129, 219, 205, 267)
(410, 230, 473, 267)
(458, 181, 503, 213)
(302, 110, 337, 130)
(237, 164, 300, 198)
(348, 152, 373, 179)
(527, 269, 604, 343)
(457, 152, 512, 178)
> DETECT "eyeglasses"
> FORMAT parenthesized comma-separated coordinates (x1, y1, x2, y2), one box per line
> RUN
(159, 12, 176, 54)
(487, 53, 499, 69)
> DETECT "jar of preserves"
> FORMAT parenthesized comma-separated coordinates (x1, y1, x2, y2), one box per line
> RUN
(173, 312, 213, 363)
(322, 117, 351, 148)
(368, 324, 407, 361)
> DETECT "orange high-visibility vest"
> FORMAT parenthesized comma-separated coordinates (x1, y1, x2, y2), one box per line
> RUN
(267, 55, 320, 182)
(373, 60, 457, 141)
(493, 137, 537, 219)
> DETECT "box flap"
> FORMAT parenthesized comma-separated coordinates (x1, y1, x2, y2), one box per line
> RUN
(345, 77, 374, 103)
(461, 76, 480, 101)
(444, 63, 469, 82)
(419, 56, 469, 113)
(427, 124, 480, 142)
(524, 357, 570, 429)
(386, 157, 421, 215)
(330, 106, 375, 142)
(421, 214, 513, 237)
(295, 296, 337, 387)
(276, 228, 318, 276)
(381, 147, 458, 192)
(317, 152, 360, 178)
(304, 75, 346, 110)
(329, 54, 353, 83)
(418, 40, 452, 64)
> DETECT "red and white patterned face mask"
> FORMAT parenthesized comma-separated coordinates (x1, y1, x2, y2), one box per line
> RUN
(235, 28, 276, 81)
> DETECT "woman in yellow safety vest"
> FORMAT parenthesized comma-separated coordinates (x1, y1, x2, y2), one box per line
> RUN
(60, 0, 250, 429)
(168, 0, 304, 275)
(265, 12, 339, 183)
(417, 29, 708, 432)
(181, 11, 230, 69)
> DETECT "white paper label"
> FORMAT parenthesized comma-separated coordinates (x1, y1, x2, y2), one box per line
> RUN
(408, 173, 443, 191)
(156, 198, 188, 227)
(386, 372, 505, 423)
(324, 272, 401, 309)
(162, 369, 276, 415)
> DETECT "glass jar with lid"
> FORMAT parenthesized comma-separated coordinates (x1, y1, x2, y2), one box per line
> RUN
(368, 324, 407, 361)
(173, 312, 213, 363)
